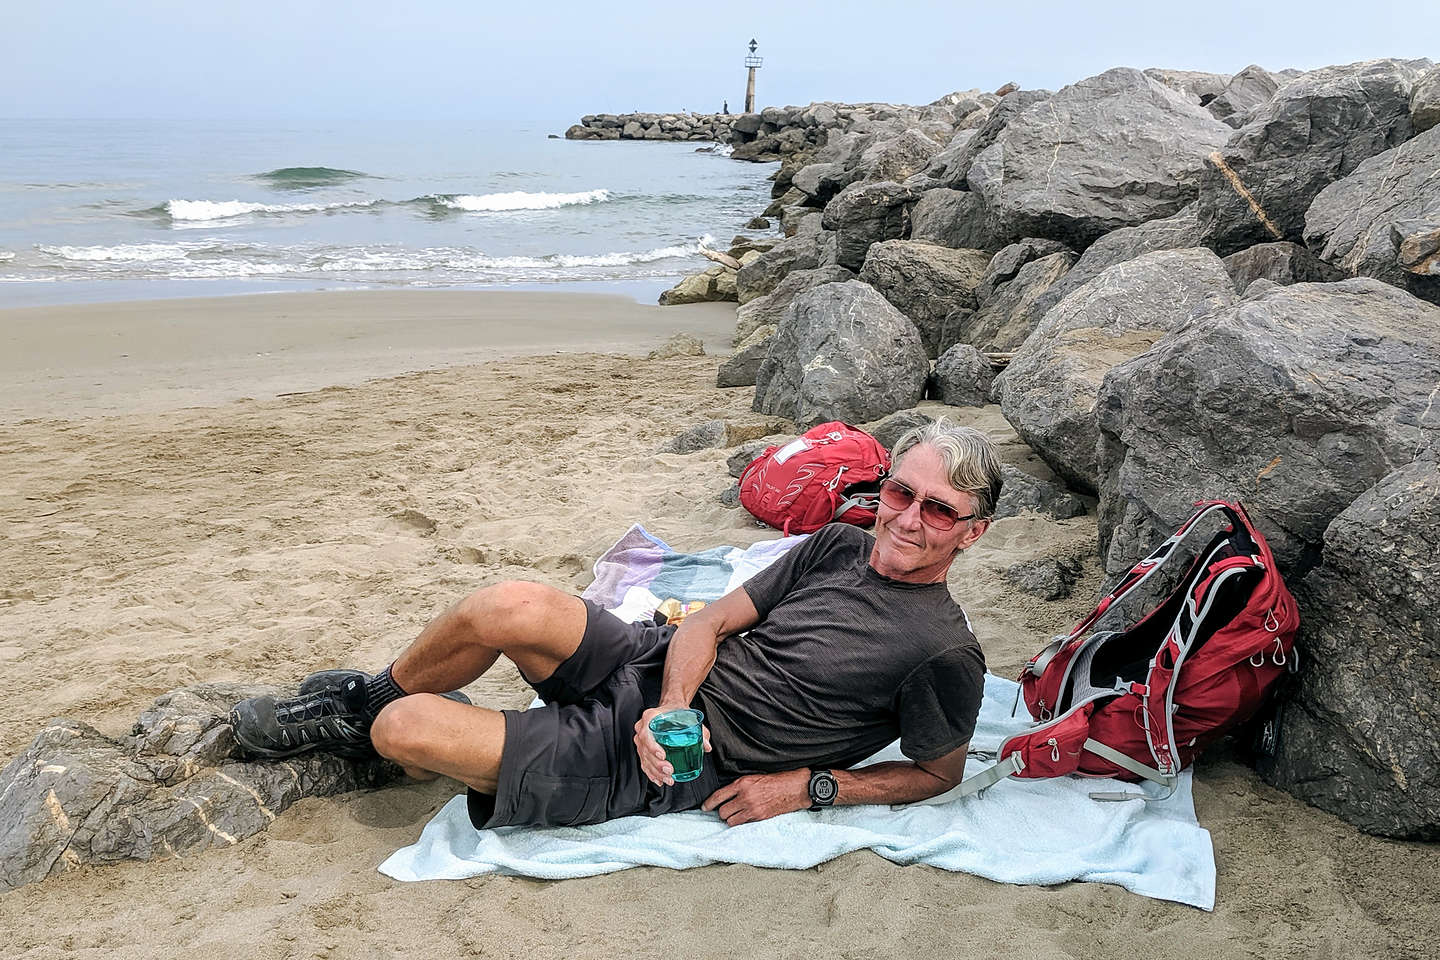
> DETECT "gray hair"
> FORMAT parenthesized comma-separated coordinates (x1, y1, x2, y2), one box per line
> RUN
(891, 418, 1004, 519)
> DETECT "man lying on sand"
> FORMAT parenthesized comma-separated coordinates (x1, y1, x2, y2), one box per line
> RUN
(229, 419, 998, 828)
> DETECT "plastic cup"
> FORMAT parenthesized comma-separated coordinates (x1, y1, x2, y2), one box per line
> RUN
(648, 708, 705, 783)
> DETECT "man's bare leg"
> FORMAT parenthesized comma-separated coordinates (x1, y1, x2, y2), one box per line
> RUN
(368, 580, 588, 790)
(388, 580, 588, 694)
(369, 695, 507, 794)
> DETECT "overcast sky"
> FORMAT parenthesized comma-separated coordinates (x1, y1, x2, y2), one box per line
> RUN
(3, 0, 1435, 125)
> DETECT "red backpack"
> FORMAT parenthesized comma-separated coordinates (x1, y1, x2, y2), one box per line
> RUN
(959, 501, 1300, 800)
(738, 422, 890, 536)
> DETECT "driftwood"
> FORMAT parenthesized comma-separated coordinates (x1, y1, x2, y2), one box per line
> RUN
(985, 351, 1013, 370)
(699, 247, 742, 270)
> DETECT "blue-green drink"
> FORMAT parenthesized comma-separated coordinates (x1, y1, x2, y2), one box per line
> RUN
(649, 709, 705, 783)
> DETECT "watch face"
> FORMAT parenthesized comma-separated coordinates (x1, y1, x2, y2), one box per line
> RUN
(811, 774, 837, 804)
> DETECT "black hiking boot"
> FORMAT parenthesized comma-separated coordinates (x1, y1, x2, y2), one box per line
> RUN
(229, 669, 475, 761)
(230, 673, 376, 760)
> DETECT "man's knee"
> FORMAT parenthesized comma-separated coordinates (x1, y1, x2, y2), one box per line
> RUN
(454, 580, 567, 645)
(370, 694, 447, 766)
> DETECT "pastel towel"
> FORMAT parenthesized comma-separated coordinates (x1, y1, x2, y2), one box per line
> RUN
(378, 527, 1217, 910)
(581, 522, 806, 616)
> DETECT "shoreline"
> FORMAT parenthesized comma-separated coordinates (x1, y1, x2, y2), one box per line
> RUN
(0, 288, 737, 421)
(0, 275, 681, 311)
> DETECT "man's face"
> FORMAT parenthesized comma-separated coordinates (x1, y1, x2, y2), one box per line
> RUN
(869, 443, 990, 584)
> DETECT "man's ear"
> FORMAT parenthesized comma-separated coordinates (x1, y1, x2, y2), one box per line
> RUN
(958, 518, 990, 550)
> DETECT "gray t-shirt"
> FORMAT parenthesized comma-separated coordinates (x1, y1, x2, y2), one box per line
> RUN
(694, 523, 985, 778)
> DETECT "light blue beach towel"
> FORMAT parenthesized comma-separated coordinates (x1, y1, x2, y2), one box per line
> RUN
(378, 527, 1217, 909)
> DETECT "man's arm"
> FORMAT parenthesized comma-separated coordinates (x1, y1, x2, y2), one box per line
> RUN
(702, 743, 970, 826)
(633, 586, 761, 786)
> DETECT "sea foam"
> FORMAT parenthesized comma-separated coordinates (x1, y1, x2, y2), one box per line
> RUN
(162, 199, 382, 221)
(39, 242, 196, 262)
(434, 189, 611, 212)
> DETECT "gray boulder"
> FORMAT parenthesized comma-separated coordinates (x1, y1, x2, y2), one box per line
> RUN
(1303, 125, 1440, 305)
(726, 435, 791, 478)
(941, 88, 1053, 189)
(1221, 241, 1344, 292)
(995, 205, 1205, 341)
(791, 162, 851, 206)
(1143, 68, 1232, 104)
(994, 462, 1089, 521)
(933, 343, 995, 406)
(959, 250, 1077, 351)
(1414, 65, 1440, 132)
(734, 265, 854, 345)
(736, 233, 824, 304)
(908, 189, 996, 250)
(924, 130, 980, 182)
(0, 684, 397, 893)
(658, 267, 722, 305)
(647, 333, 705, 361)
(868, 409, 934, 453)
(968, 68, 1231, 248)
(753, 280, 929, 426)
(1196, 58, 1433, 255)
(1263, 455, 1440, 839)
(821, 181, 919, 271)
(781, 207, 822, 238)
(1206, 65, 1279, 127)
(997, 248, 1235, 494)
(857, 241, 991, 357)
(657, 419, 729, 454)
(762, 186, 807, 219)
(1096, 278, 1440, 577)
(866, 129, 942, 183)
(975, 238, 1076, 305)
(716, 324, 776, 388)
(1006, 556, 1083, 600)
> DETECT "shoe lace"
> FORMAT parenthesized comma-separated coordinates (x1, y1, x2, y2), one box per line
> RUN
(274, 689, 361, 729)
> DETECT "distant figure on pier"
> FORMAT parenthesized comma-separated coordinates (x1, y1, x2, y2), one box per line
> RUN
(723, 100, 729, 114)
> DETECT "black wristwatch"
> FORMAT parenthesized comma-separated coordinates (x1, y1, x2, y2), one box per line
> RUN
(807, 768, 838, 811)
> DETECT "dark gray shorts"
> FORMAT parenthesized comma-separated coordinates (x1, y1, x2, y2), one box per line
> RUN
(467, 598, 726, 830)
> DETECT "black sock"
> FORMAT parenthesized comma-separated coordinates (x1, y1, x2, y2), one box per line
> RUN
(363, 663, 409, 719)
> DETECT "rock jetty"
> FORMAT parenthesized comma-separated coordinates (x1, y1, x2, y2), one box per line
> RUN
(625, 58, 1440, 840)
(566, 113, 737, 142)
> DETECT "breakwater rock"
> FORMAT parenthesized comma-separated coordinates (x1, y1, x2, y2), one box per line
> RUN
(625, 58, 1440, 840)
(566, 113, 737, 142)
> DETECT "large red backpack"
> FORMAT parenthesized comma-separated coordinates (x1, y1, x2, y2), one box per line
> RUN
(960, 501, 1300, 799)
(738, 422, 890, 536)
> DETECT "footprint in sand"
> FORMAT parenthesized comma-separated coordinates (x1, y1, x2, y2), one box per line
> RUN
(387, 509, 437, 536)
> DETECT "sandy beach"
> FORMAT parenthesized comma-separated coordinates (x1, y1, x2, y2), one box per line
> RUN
(0, 290, 1435, 959)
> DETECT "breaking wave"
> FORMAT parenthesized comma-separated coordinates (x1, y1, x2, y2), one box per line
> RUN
(39, 242, 200, 262)
(159, 198, 384, 221)
(431, 189, 611, 212)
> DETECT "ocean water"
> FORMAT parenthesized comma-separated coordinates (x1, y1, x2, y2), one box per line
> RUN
(0, 119, 774, 308)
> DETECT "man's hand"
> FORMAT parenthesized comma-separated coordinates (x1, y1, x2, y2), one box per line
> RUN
(633, 707, 710, 787)
(702, 769, 811, 825)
